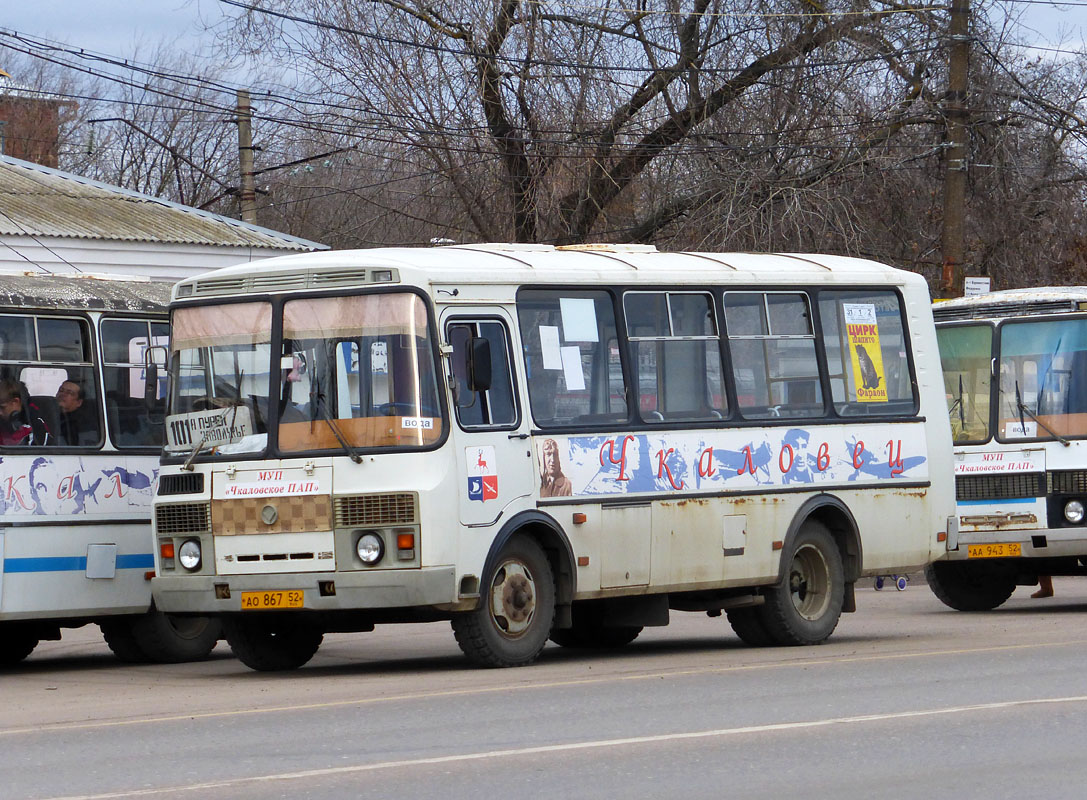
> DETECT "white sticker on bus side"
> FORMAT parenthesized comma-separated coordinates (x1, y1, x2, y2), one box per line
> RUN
(401, 417, 434, 430)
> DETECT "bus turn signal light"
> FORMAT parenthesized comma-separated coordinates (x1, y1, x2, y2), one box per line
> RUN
(397, 532, 415, 550)
(160, 542, 175, 559)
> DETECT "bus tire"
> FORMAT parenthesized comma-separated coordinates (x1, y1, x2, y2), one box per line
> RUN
(726, 607, 776, 647)
(0, 629, 39, 666)
(128, 612, 222, 663)
(924, 560, 1016, 611)
(223, 618, 323, 671)
(758, 521, 844, 646)
(452, 534, 556, 667)
(100, 619, 153, 663)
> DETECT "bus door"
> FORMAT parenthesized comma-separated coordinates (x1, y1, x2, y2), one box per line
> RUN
(443, 312, 534, 527)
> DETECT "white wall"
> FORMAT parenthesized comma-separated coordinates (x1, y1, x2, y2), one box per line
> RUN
(0, 235, 312, 281)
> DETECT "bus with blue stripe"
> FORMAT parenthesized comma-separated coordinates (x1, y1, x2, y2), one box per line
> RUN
(0, 273, 219, 666)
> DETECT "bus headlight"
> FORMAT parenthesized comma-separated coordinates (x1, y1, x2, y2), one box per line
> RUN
(178, 539, 202, 571)
(356, 532, 385, 564)
(1064, 500, 1085, 524)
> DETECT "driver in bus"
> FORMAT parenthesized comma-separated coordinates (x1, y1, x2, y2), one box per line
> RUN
(0, 379, 51, 446)
(56, 379, 98, 446)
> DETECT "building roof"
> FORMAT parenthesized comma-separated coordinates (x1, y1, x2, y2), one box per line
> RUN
(0, 154, 324, 252)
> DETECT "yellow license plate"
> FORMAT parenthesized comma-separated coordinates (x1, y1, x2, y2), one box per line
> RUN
(967, 543, 1022, 559)
(240, 590, 304, 610)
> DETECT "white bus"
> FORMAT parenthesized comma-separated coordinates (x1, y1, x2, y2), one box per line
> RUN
(150, 244, 955, 670)
(929, 288, 1087, 609)
(0, 273, 219, 666)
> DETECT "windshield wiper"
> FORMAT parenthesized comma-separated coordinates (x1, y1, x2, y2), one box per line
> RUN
(181, 427, 212, 471)
(1015, 380, 1070, 447)
(948, 374, 966, 427)
(311, 394, 363, 464)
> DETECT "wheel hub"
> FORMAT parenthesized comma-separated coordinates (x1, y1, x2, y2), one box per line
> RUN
(490, 562, 536, 635)
(789, 544, 830, 621)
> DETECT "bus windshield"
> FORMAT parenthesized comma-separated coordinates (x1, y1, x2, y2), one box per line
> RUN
(166, 293, 442, 457)
(168, 302, 273, 455)
(998, 317, 1087, 441)
(937, 324, 992, 444)
(278, 293, 442, 452)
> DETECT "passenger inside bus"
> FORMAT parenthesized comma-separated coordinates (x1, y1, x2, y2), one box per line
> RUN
(0, 378, 52, 446)
(56, 379, 99, 446)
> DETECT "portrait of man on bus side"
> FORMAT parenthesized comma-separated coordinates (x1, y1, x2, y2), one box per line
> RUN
(55, 379, 99, 446)
(539, 438, 573, 497)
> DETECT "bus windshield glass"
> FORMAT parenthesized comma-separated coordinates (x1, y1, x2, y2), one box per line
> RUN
(997, 317, 1087, 441)
(278, 293, 442, 452)
(167, 302, 273, 455)
(937, 324, 992, 444)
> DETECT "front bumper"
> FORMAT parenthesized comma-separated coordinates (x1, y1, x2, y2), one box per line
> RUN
(152, 566, 459, 614)
(941, 527, 1087, 561)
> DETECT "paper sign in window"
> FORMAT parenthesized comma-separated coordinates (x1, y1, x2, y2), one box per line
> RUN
(539, 325, 562, 370)
(559, 298, 599, 342)
(843, 303, 888, 402)
(560, 346, 586, 391)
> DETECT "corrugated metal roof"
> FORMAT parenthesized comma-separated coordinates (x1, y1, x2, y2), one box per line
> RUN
(0, 154, 325, 251)
(0, 272, 171, 312)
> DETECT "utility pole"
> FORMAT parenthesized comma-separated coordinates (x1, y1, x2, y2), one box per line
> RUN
(939, 0, 970, 298)
(236, 89, 257, 224)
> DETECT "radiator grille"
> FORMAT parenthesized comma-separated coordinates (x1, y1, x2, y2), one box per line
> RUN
(1048, 470, 1087, 494)
(155, 502, 211, 534)
(334, 493, 416, 527)
(158, 473, 205, 496)
(957, 473, 1045, 502)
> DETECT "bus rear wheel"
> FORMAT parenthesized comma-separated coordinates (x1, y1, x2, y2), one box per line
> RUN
(129, 612, 221, 663)
(223, 618, 323, 671)
(101, 611, 221, 663)
(925, 560, 1016, 611)
(0, 629, 39, 666)
(758, 522, 844, 646)
(452, 534, 556, 667)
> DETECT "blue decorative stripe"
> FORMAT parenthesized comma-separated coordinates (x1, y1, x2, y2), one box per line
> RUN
(958, 498, 1039, 506)
(3, 554, 154, 573)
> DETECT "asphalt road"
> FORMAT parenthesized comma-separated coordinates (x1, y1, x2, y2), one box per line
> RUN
(5, 578, 1087, 800)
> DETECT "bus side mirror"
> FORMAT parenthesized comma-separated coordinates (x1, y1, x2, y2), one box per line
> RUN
(469, 338, 492, 392)
(144, 345, 168, 420)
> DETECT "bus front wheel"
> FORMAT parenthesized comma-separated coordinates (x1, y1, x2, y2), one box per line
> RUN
(924, 560, 1016, 611)
(452, 534, 556, 667)
(758, 522, 844, 646)
(223, 618, 324, 671)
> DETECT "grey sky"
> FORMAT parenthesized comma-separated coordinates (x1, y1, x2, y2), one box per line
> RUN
(2, 0, 1084, 74)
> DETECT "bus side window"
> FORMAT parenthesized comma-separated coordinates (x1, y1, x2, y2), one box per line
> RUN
(1, 314, 100, 448)
(517, 289, 627, 427)
(624, 291, 725, 422)
(724, 292, 823, 420)
(447, 320, 517, 429)
(818, 291, 916, 416)
(101, 318, 167, 448)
